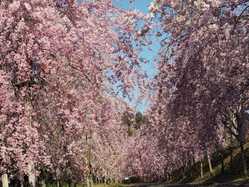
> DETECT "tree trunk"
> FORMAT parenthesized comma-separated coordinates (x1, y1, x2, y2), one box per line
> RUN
(230, 149, 233, 171)
(165, 173, 169, 181)
(240, 143, 248, 176)
(104, 177, 107, 187)
(221, 158, 225, 174)
(41, 180, 46, 187)
(2, 174, 9, 187)
(20, 181, 24, 187)
(207, 153, 214, 175)
(28, 162, 36, 187)
(86, 177, 90, 187)
(200, 162, 204, 178)
(27, 95, 36, 187)
(86, 177, 93, 187)
(181, 166, 185, 179)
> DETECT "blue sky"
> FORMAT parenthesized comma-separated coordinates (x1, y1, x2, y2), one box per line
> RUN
(77, 0, 161, 112)
(113, 0, 160, 78)
(113, 0, 161, 112)
(113, 0, 152, 11)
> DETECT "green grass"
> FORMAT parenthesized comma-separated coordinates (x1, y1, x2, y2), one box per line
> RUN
(45, 182, 124, 187)
(174, 142, 249, 185)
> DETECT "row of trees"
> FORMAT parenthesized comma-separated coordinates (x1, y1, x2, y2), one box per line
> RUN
(0, 0, 147, 186)
(125, 0, 249, 181)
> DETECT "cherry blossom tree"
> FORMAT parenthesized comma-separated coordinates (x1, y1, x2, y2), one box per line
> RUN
(149, 0, 249, 177)
(0, 0, 146, 185)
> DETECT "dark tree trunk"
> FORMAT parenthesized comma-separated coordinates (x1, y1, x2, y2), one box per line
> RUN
(221, 159, 225, 174)
(230, 149, 233, 171)
(240, 143, 248, 176)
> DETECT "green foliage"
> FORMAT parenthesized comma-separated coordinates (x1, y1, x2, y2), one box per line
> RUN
(122, 111, 148, 136)
(127, 126, 134, 137)
(134, 112, 147, 130)
(122, 111, 134, 128)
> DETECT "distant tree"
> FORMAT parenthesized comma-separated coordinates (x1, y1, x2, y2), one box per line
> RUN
(135, 112, 147, 129)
